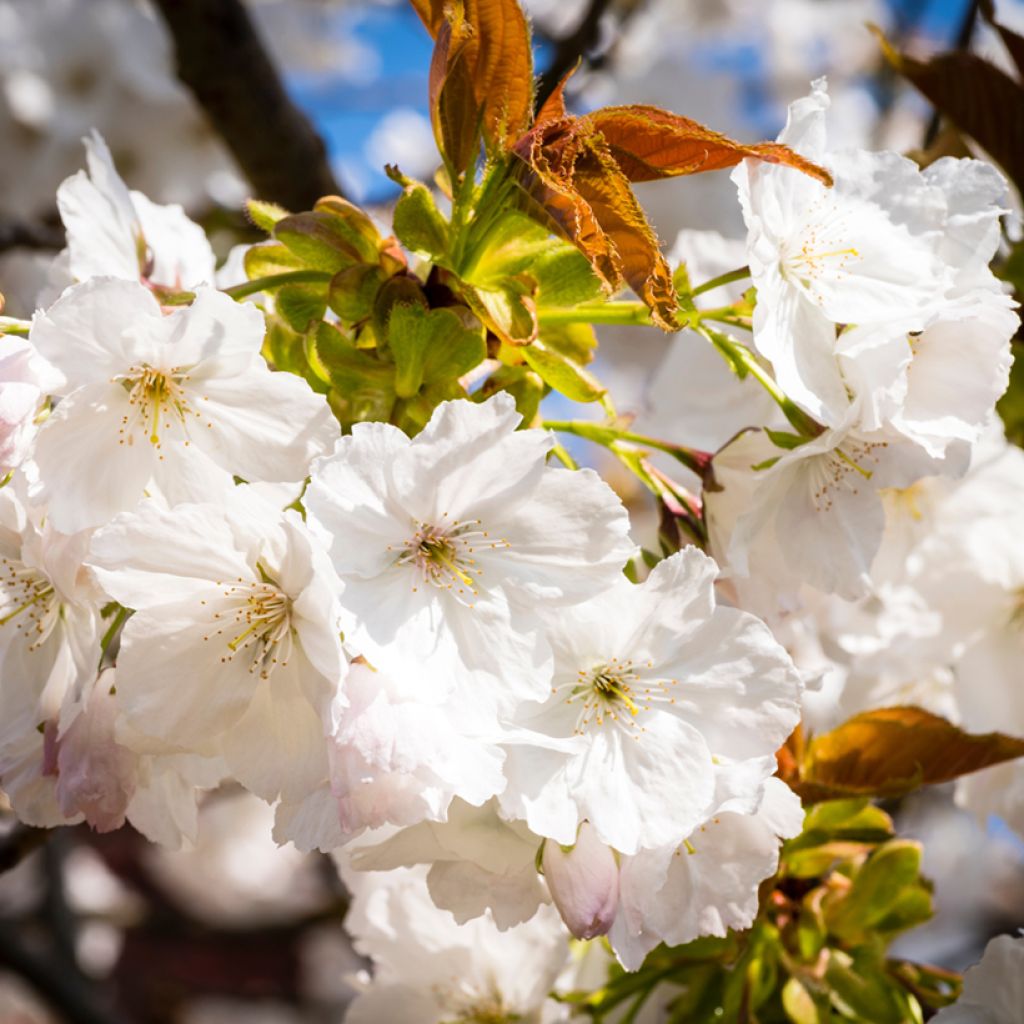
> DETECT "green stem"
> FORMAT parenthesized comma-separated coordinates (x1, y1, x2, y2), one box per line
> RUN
(98, 605, 131, 668)
(691, 264, 750, 298)
(0, 317, 31, 337)
(537, 302, 652, 327)
(543, 419, 712, 478)
(223, 269, 332, 300)
(694, 324, 823, 438)
(549, 442, 578, 470)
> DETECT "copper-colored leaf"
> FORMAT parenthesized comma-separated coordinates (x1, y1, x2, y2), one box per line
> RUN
(800, 706, 1024, 801)
(408, 0, 446, 35)
(513, 119, 677, 329)
(873, 24, 1024, 193)
(588, 105, 833, 186)
(430, 16, 482, 175)
(469, 0, 534, 149)
(535, 61, 578, 127)
(419, 0, 533, 157)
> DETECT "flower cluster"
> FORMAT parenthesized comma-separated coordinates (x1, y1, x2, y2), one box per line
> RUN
(0, 14, 1022, 1013)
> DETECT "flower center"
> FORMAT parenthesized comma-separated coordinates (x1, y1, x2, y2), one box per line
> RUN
(113, 363, 205, 452)
(1010, 589, 1024, 632)
(0, 557, 60, 652)
(554, 656, 680, 737)
(392, 516, 509, 603)
(205, 577, 293, 680)
(808, 439, 887, 513)
(780, 204, 862, 294)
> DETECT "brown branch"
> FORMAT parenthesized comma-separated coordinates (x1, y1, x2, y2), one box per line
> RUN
(0, 823, 49, 874)
(0, 217, 64, 254)
(0, 921, 129, 1024)
(152, 0, 343, 211)
(535, 0, 615, 111)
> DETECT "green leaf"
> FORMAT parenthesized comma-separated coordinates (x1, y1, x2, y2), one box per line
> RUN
(826, 840, 928, 944)
(393, 183, 450, 261)
(470, 282, 538, 344)
(246, 198, 290, 234)
(476, 365, 544, 425)
(244, 242, 305, 281)
(766, 428, 812, 451)
(464, 212, 554, 284)
(522, 338, 606, 403)
(328, 263, 388, 324)
(274, 199, 383, 274)
(540, 322, 598, 366)
(315, 325, 396, 425)
(531, 244, 605, 307)
(782, 977, 820, 1024)
(387, 303, 486, 398)
(276, 283, 327, 333)
(825, 950, 910, 1024)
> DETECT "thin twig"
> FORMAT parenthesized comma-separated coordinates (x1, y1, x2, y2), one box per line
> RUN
(152, 0, 343, 210)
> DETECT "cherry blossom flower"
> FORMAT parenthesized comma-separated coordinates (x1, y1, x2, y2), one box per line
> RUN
(305, 393, 634, 712)
(0, 335, 61, 474)
(609, 776, 804, 970)
(327, 662, 506, 836)
(499, 548, 802, 855)
(0, 486, 101, 765)
(88, 495, 346, 803)
(56, 131, 216, 291)
(345, 799, 549, 930)
(932, 933, 1024, 1024)
(29, 278, 337, 532)
(734, 79, 947, 424)
(542, 821, 619, 940)
(340, 864, 571, 1024)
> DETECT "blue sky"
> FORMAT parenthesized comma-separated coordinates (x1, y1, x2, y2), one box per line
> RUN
(286, 0, 971, 204)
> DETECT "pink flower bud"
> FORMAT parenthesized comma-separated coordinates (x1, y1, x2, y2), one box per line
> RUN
(56, 670, 136, 832)
(542, 822, 619, 939)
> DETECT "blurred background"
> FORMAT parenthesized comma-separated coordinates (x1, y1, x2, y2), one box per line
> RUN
(2, 0, 1024, 1020)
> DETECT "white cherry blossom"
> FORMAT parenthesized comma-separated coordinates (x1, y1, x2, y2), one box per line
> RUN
(0, 335, 61, 473)
(327, 661, 506, 835)
(88, 495, 346, 804)
(499, 548, 802, 854)
(932, 933, 1024, 1024)
(29, 278, 337, 532)
(735, 80, 948, 424)
(305, 393, 634, 713)
(609, 777, 804, 970)
(345, 799, 549, 930)
(707, 417, 960, 602)
(340, 864, 571, 1024)
(55, 131, 216, 291)
(0, 485, 101, 762)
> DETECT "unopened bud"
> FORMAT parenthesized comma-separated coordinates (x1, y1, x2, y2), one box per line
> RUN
(542, 822, 619, 939)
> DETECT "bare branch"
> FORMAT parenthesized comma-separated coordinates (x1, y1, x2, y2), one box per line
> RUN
(152, 0, 343, 211)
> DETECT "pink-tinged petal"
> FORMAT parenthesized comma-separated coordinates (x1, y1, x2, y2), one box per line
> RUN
(542, 822, 619, 939)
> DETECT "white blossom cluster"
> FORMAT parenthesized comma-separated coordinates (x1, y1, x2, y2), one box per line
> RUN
(650, 82, 1024, 843)
(0, 71, 1020, 1019)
